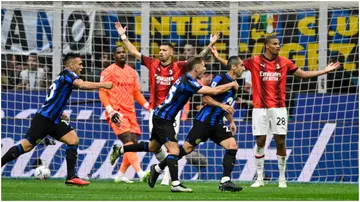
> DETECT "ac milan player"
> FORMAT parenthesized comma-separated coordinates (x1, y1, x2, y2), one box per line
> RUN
(114, 22, 221, 185)
(212, 36, 340, 188)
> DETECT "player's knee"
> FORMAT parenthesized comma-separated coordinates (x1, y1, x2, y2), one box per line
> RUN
(167, 144, 180, 155)
(148, 142, 160, 153)
(256, 139, 266, 148)
(21, 140, 34, 152)
(67, 136, 79, 146)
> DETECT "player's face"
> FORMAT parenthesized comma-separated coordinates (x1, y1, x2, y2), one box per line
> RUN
(113, 47, 127, 64)
(159, 45, 173, 62)
(195, 61, 207, 79)
(27, 56, 37, 71)
(266, 38, 281, 55)
(234, 59, 246, 77)
(183, 44, 195, 58)
(70, 58, 83, 75)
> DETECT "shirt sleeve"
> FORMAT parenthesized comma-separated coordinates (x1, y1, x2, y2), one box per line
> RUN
(65, 70, 80, 84)
(210, 75, 222, 88)
(286, 58, 298, 74)
(187, 80, 203, 93)
(243, 57, 253, 71)
(141, 55, 157, 69)
(176, 61, 188, 74)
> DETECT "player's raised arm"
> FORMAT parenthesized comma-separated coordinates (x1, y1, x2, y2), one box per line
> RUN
(197, 31, 222, 59)
(115, 22, 141, 61)
(198, 81, 238, 96)
(293, 62, 340, 78)
(203, 96, 235, 115)
(210, 46, 228, 66)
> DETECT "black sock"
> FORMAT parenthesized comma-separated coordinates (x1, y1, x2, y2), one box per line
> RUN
(123, 142, 149, 153)
(66, 145, 78, 179)
(158, 156, 168, 170)
(223, 149, 237, 178)
(178, 146, 187, 159)
(1, 144, 25, 167)
(167, 154, 179, 181)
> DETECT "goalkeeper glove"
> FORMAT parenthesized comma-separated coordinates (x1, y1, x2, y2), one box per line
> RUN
(106, 105, 123, 127)
(143, 102, 152, 111)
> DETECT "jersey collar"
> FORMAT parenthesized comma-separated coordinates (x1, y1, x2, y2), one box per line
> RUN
(186, 73, 196, 81)
(261, 54, 278, 62)
(225, 73, 234, 81)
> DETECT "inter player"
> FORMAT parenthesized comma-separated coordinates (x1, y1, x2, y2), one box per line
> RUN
(148, 56, 245, 192)
(1, 53, 113, 186)
(115, 22, 221, 185)
(111, 57, 239, 192)
(212, 36, 340, 188)
(99, 46, 150, 183)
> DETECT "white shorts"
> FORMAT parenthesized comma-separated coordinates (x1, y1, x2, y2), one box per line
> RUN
(149, 109, 180, 135)
(252, 108, 288, 136)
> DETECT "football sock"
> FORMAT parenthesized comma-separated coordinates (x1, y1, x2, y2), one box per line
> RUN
(221, 176, 230, 183)
(1, 144, 25, 167)
(255, 146, 265, 180)
(123, 141, 149, 153)
(222, 149, 237, 178)
(178, 146, 187, 159)
(158, 156, 168, 170)
(167, 154, 179, 181)
(277, 155, 286, 180)
(127, 152, 142, 172)
(155, 146, 167, 162)
(66, 145, 78, 179)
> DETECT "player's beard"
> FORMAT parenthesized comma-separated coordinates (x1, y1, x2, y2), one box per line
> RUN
(118, 59, 126, 67)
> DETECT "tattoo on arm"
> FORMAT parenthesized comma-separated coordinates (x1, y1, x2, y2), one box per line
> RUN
(197, 46, 211, 59)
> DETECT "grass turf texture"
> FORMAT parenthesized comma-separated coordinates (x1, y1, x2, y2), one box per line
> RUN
(1, 178, 358, 201)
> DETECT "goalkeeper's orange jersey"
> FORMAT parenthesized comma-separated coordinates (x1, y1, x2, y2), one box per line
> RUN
(99, 63, 147, 117)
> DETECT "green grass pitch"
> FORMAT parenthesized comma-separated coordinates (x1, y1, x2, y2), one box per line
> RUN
(1, 178, 358, 201)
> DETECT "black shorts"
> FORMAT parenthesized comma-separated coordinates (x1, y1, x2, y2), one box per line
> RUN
(25, 113, 74, 145)
(186, 120, 234, 146)
(150, 115, 177, 145)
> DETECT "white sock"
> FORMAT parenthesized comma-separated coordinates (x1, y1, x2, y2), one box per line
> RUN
(277, 155, 286, 180)
(155, 146, 167, 162)
(255, 146, 265, 180)
(221, 176, 230, 183)
(155, 165, 162, 173)
(171, 180, 180, 186)
(117, 172, 125, 177)
(137, 170, 145, 179)
(120, 146, 124, 154)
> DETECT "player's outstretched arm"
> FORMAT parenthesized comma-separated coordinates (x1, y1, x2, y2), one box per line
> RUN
(115, 22, 141, 61)
(198, 81, 238, 96)
(203, 96, 235, 115)
(73, 79, 113, 90)
(293, 62, 340, 79)
(197, 31, 222, 59)
(134, 88, 151, 111)
(210, 46, 228, 66)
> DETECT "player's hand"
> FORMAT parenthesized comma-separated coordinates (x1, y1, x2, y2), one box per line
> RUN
(61, 113, 69, 121)
(109, 111, 123, 127)
(229, 122, 236, 136)
(209, 31, 222, 46)
(221, 104, 235, 115)
(209, 46, 219, 59)
(115, 22, 127, 36)
(103, 82, 113, 89)
(324, 61, 340, 73)
(232, 81, 239, 91)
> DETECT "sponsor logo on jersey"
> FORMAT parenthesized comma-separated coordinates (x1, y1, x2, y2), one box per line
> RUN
(260, 71, 282, 81)
(154, 74, 174, 85)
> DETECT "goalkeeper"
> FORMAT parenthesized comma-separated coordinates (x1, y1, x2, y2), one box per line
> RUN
(99, 46, 150, 183)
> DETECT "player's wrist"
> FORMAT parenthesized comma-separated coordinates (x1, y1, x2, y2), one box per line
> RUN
(143, 102, 150, 111)
(105, 105, 114, 114)
(120, 34, 127, 40)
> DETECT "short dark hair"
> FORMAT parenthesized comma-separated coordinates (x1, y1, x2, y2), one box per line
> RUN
(227, 56, 240, 70)
(28, 52, 38, 61)
(112, 45, 125, 54)
(264, 36, 278, 46)
(160, 42, 174, 49)
(186, 56, 204, 72)
(63, 52, 81, 66)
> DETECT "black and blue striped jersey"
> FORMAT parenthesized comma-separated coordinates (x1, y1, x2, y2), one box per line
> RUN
(154, 73, 202, 121)
(37, 69, 79, 123)
(195, 73, 237, 125)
